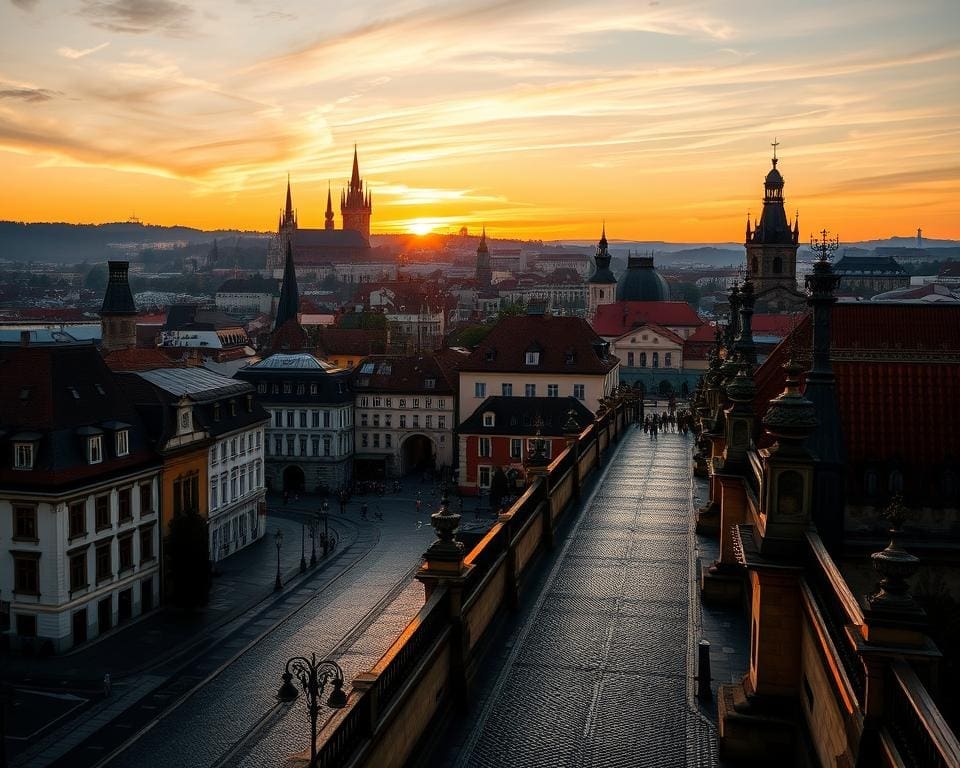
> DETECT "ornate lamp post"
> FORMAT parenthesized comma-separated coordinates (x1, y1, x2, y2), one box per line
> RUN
(274, 528, 284, 591)
(276, 654, 348, 767)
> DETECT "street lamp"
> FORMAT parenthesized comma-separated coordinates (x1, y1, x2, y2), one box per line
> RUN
(300, 523, 307, 573)
(274, 528, 284, 591)
(276, 654, 348, 767)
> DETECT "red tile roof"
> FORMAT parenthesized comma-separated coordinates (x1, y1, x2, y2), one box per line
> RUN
(593, 301, 703, 337)
(461, 314, 618, 374)
(752, 304, 960, 464)
(751, 313, 805, 337)
(614, 321, 685, 346)
(103, 347, 183, 372)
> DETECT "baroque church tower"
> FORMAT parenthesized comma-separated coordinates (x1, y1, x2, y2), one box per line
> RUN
(587, 224, 617, 320)
(475, 227, 492, 288)
(341, 146, 372, 242)
(745, 142, 803, 312)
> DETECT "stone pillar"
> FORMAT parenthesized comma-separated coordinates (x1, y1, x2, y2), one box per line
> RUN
(563, 409, 582, 501)
(415, 487, 475, 708)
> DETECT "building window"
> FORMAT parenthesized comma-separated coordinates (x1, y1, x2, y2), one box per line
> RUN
(479, 437, 491, 457)
(502, 383, 513, 396)
(361, 413, 368, 427)
(312, 436, 320, 456)
(69, 501, 87, 539)
(255, 461, 262, 487)
(70, 551, 88, 592)
(413, 398, 420, 409)
(256, 431, 262, 449)
(140, 527, 155, 562)
(95, 495, 111, 530)
(525, 384, 536, 397)
(14, 505, 38, 540)
(230, 468, 238, 500)
(96, 543, 112, 583)
(413, 415, 419, 428)
(528, 439, 553, 459)
(573, 384, 585, 400)
(240, 464, 248, 496)
(511, 438, 523, 459)
(13, 442, 34, 470)
(286, 411, 294, 427)
(88, 435, 103, 464)
(665, 352, 672, 367)
(258, 383, 267, 394)
(118, 488, 132, 523)
(14, 555, 40, 595)
(438, 415, 446, 430)
(373, 396, 382, 407)
(231, 438, 237, 458)
(399, 398, 406, 408)
(385, 414, 392, 428)
(115, 430, 129, 457)
(299, 436, 307, 457)
(296, 383, 305, 395)
(211, 479, 218, 509)
(310, 383, 318, 395)
(547, 384, 559, 398)
(400, 415, 406, 428)
(373, 414, 380, 427)
(475, 383, 486, 398)
(373, 434, 380, 448)
(272, 384, 280, 394)
(221, 473, 228, 502)
(323, 436, 331, 457)
(385, 434, 392, 449)
(283, 383, 292, 394)
(139, 482, 153, 515)
(274, 411, 283, 428)
(525, 351, 540, 365)
(323, 411, 331, 427)
(652, 352, 659, 369)
(312, 410, 320, 428)
(627, 352, 634, 367)
(299, 411, 307, 428)
(118, 535, 134, 572)
(478, 466, 491, 488)
(274, 436, 283, 456)
(483, 412, 495, 427)
(362, 433, 369, 448)
(425, 378, 436, 389)
(173, 473, 199, 516)
(214, 403, 222, 421)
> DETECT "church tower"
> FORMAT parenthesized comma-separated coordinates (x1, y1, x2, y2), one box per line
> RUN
(324, 182, 335, 230)
(341, 146, 372, 242)
(100, 260, 137, 353)
(269, 175, 298, 273)
(587, 224, 617, 320)
(475, 227, 492, 288)
(745, 142, 801, 312)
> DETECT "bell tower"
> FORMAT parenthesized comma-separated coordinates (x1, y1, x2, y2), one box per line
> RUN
(587, 224, 617, 320)
(745, 141, 800, 308)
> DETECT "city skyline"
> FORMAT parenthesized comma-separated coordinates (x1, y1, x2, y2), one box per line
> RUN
(1, 0, 959, 240)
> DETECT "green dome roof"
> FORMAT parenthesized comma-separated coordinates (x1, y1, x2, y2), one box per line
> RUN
(616, 255, 669, 301)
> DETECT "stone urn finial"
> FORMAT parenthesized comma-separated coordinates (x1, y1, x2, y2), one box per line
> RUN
(868, 495, 920, 611)
(426, 481, 463, 559)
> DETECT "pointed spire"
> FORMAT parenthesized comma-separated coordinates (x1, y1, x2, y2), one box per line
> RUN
(351, 144, 361, 189)
(274, 240, 300, 332)
(478, 225, 488, 252)
(325, 181, 334, 230)
(285, 174, 293, 218)
(745, 212, 752, 241)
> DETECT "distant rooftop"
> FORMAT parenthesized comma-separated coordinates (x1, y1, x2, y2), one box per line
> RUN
(249, 352, 336, 370)
(137, 367, 249, 400)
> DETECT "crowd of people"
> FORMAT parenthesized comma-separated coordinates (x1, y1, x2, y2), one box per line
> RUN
(640, 409, 694, 439)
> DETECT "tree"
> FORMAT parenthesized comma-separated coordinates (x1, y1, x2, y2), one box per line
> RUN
(166, 513, 212, 611)
(497, 299, 527, 319)
(489, 467, 509, 510)
(84, 264, 108, 292)
(450, 324, 492, 348)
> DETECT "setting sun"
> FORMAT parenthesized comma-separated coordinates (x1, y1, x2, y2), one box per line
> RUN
(408, 220, 436, 236)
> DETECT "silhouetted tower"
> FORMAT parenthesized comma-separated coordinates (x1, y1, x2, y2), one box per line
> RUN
(588, 223, 617, 320)
(325, 182, 335, 231)
(100, 261, 137, 353)
(341, 146, 372, 242)
(917, 228, 922, 249)
(804, 229, 845, 552)
(274, 241, 300, 332)
(475, 226, 492, 288)
(746, 140, 800, 298)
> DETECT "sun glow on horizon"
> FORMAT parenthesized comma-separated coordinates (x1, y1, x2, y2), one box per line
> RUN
(408, 219, 436, 236)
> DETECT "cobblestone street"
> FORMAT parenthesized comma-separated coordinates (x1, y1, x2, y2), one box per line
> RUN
(440, 423, 742, 767)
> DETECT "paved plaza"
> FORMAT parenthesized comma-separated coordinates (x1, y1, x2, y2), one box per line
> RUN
(439, 423, 746, 767)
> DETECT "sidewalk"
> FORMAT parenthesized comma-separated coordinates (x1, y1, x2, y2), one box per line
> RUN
(1, 513, 324, 690)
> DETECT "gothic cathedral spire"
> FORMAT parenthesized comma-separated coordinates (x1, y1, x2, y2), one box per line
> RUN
(325, 182, 335, 230)
(341, 145, 372, 242)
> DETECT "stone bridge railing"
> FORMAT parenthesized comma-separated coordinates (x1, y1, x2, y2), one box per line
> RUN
(288, 394, 637, 768)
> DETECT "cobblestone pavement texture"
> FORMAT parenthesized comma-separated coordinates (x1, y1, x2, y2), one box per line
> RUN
(439, 422, 747, 768)
(11, 479, 490, 768)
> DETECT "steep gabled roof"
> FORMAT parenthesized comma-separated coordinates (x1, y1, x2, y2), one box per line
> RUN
(593, 301, 703, 337)
(458, 395, 593, 436)
(460, 315, 618, 375)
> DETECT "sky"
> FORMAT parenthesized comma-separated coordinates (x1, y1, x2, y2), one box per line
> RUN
(0, 0, 958, 241)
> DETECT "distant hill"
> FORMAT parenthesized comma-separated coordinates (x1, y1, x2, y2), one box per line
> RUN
(0, 221, 270, 263)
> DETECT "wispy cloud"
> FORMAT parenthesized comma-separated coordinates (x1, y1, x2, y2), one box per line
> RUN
(57, 42, 110, 59)
(0, 83, 59, 101)
(10, 0, 38, 11)
(78, 0, 195, 36)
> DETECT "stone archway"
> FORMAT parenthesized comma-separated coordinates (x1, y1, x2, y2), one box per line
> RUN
(283, 465, 305, 493)
(401, 434, 436, 476)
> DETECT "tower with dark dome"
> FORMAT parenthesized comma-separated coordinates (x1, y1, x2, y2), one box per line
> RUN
(616, 253, 669, 302)
(745, 142, 804, 312)
(588, 224, 617, 319)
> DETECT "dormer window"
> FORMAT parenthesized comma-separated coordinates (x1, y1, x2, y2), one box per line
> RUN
(565, 349, 575, 365)
(230, 400, 237, 416)
(525, 351, 540, 365)
(14, 442, 34, 470)
(214, 403, 221, 421)
(115, 430, 129, 457)
(483, 412, 495, 427)
(424, 378, 436, 389)
(88, 435, 103, 464)
(485, 349, 496, 362)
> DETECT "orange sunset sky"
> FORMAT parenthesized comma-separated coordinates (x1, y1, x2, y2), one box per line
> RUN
(1, 0, 958, 242)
